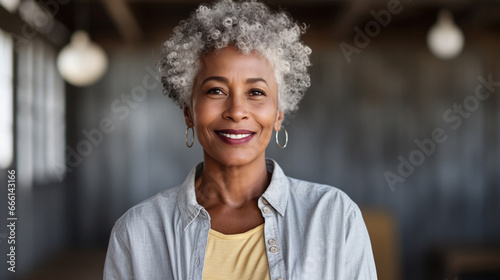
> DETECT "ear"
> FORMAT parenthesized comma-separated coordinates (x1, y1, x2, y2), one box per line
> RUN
(184, 106, 194, 127)
(273, 110, 284, 132)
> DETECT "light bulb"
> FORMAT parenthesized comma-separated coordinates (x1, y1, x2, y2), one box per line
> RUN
(427, 10, 464, 60)
(0, 0, 20, 13)
(57, 30, 108, 86)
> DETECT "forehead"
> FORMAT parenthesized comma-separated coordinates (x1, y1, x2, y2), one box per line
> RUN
(197, 46, 276, 81)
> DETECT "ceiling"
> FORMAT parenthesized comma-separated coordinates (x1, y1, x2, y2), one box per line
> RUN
(40, 0, 500, 48)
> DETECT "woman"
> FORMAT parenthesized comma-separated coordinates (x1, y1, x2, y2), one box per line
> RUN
(104, 0, 377, 279)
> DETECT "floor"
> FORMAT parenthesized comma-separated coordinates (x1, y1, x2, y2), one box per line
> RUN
(20, 248, 107, 280)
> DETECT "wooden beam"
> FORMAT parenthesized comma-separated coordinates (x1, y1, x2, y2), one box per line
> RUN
(331, 2, 378, 39)
(461, 5, 500, 28)
(101, 0, 141, 43)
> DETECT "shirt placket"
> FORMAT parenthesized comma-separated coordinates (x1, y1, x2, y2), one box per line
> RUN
(190, 208, 211, 280)
(260, 197, 286, 280)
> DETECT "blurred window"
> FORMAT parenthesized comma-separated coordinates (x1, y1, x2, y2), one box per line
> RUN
(17, 37, 66, 187)
(0, 29, 14, 169)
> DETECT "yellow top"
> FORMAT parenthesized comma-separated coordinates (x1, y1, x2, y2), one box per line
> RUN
(202, 224, 271, 280)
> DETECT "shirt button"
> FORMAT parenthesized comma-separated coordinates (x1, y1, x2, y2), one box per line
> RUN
(262, 198, 270, 205)
(269, 246, 279, 253)
(277, 278, 284, 280)
(262, 207, 271, 214)
(195, 257, 200, 267)
(268, 238, 276, 245)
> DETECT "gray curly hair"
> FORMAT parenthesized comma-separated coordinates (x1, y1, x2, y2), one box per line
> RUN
(157, 0, 311, 113)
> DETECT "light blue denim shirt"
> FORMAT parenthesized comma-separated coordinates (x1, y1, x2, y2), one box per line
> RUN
(104, 159, 377, 279)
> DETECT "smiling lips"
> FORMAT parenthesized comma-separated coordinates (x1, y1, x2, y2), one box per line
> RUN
(216, 129, 255, 145)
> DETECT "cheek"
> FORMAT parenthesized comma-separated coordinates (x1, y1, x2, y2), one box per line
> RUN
(192, 98, 213, 125)
(192, 101, 223, 144)
(253, 103, 278, 131)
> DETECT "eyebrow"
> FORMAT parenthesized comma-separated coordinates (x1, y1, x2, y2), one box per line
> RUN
(201, 76, 269, 86)
(201, 76, 228, 85)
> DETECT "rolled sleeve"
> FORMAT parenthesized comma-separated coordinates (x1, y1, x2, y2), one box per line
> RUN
(344, 206, 378, 279)
(104, 225, 133, 280)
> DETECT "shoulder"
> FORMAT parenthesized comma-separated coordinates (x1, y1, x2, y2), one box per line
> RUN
(286, 176, 359, 219)
(112, 185, 182, 236)
(267, 159, 359, 219)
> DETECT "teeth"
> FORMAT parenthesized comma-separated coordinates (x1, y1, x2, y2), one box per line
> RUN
(219, 132, 252, 139)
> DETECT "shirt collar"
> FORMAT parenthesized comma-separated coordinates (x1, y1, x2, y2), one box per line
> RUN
(177, 159, 289, 230)
(261, 159, 289, 216)
(178, 162, 206, 231)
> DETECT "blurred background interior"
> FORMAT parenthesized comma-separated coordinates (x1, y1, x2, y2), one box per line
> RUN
(1, 0, 500, 279)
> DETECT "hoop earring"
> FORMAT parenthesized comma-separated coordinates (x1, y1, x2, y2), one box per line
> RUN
(275, 126, 288, 149)
(185, 126, 194, 148)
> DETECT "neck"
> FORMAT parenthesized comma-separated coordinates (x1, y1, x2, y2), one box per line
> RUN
(195, 154, 270, 209)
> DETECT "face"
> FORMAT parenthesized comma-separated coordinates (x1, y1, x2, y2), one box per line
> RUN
(185, 46, 283, 167)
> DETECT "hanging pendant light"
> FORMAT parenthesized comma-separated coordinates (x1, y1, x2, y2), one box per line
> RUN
(57, 30, 108, 86)
(427, 9, 464, 60)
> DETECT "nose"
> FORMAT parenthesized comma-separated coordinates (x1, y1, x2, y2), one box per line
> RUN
(222, 94, 248, 122)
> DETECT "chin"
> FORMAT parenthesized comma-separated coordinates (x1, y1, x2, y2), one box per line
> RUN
(206, 150, 264, 168)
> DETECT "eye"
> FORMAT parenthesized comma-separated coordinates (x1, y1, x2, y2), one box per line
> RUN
(206, 88, 224, 95)
(249, 89, 266, 96)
